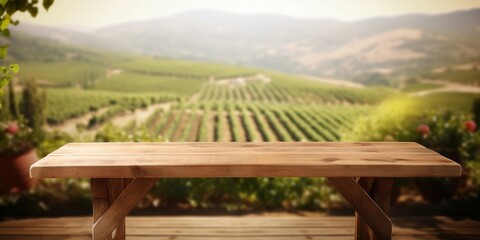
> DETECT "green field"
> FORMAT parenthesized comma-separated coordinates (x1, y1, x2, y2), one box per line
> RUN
(416, 92, 480, 112)
(94, 72, 205, 96)
(6, 36, 476, 143)
(34, 57, 479, 140)
(432, 68, 480, 85)
(136, 102, 371, 143)
(18, 61, 105, 88)
(403, 82, 444, 93)
(113, 58, 258, 79)
(45, 89, 176, 124)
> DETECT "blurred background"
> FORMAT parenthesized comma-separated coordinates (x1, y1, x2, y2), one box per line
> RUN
(0, 0, 479, 219)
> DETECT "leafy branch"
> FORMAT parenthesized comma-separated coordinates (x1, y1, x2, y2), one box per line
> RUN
(0, 0, 55, 107)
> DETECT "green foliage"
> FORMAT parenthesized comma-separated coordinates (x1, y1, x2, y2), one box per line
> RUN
(0, 78, 45, 154)
(151, 177, 337, 211)
(95, 72, 204, 96)
(0, 0, 56, 108)
(0, 119, 33, 154)
(20, 79, 45, 141)
(143, 101, 370, 144)
(414, 113, 478, 162)
(95, 123, 163, 142)
(18, 61, 105, 88)
(402, 82, 444, 93)
(44, 89, 176, 125)
(432, 68, 480, 85)
(417, 92, 480, 113)
(343, 97, 425, 141)
(196, 74, 396, 105)
(37, 130, 73, 158)
(352, 73, 393, 86)
(114, 58, 258, 79)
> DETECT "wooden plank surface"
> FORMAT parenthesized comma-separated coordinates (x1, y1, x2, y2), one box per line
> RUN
(30, 142, 461, 178)
(1, 216, 479, 240)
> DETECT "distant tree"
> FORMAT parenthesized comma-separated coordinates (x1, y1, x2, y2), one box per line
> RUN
(20, 78, 46, 142)
(0, 0, 55, 108)
(7, 76, 17, 118)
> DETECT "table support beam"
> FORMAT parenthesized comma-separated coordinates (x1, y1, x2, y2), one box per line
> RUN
(355, 177, 374, 240)
(91, 178, 156, 240)
(328, 177, 393, 240)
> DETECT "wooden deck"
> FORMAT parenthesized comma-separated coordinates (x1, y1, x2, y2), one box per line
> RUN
(1, 215, 479, 239)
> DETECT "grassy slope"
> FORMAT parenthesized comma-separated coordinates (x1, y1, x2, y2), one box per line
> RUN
(113, 58, 259, 78)
(416, 92, 480, 112)
(94, 72, 205, 96)
(18, 61, 105, 87)
(403, 82, 444, 93)
(433, 69, 480, 85)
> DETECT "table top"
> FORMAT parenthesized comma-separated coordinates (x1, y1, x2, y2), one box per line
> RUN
(30, 142, 462, 178)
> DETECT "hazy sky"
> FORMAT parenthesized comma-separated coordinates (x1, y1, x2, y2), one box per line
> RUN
(14, 0, 480, 31)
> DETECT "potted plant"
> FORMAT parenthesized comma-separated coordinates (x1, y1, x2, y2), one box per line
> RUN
(0, 120, 39, 193)
(0, 79, 45, 193)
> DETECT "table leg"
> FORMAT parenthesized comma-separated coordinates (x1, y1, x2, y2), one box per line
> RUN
(91, 178, 155, 240)
(328, 177, 393, 240)
(355, 177, 374, 240)
(371, 178, 394, 240)
(91, 179, 111, 240)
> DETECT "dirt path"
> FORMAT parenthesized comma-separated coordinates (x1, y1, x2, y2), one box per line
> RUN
(45, 107, 110, 134)
(213, 73, 272, 86)
(301, 75, 364, 88)
(410, 80, 480, 96)
(109, 102, 172, 128)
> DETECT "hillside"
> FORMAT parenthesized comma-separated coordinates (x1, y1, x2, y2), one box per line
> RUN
(11, 8, 480, 80)
(1, 31, 402, 140)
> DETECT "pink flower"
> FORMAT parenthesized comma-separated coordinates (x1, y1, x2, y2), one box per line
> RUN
(417, 124, 430, 135)
(4, 122, 19, 135)
(465, 120, 477, 133)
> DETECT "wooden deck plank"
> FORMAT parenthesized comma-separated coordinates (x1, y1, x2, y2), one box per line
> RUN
(1, 216, 479, 239)
(30, 142, 461, 178)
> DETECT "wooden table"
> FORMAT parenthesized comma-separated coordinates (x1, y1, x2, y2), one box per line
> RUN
(30, 142, 461, 240)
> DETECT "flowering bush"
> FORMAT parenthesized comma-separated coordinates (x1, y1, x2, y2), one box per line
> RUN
(414, 113, 478, 163)
(343, 97, 480, 203)
(0, 120, 35, 155)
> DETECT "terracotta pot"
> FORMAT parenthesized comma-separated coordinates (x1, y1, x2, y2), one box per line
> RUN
(0, 148, 39, 193)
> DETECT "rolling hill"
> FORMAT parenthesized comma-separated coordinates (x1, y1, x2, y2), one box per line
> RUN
(11, 8, 480, 79)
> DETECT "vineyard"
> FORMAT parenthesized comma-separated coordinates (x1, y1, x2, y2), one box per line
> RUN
(196, 75, 395, 104)
(134, 102, 371, 143)
(5, 37, 480, 214)
(113, 58, 259, 79)
(45, 89, 177, 125)
(12, 55, 406, 141)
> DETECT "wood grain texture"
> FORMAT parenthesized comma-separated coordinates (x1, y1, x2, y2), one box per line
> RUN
(372, 178, 395, 240)
(91, 179, 111, 239)
(355, 177, 374, 240)
(1, 216, 479, 240)
(92, 178, 155, 240)
(30, 142, 461, 178)
(328, 177, 392, 240)
(107, 179, 127, 240)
